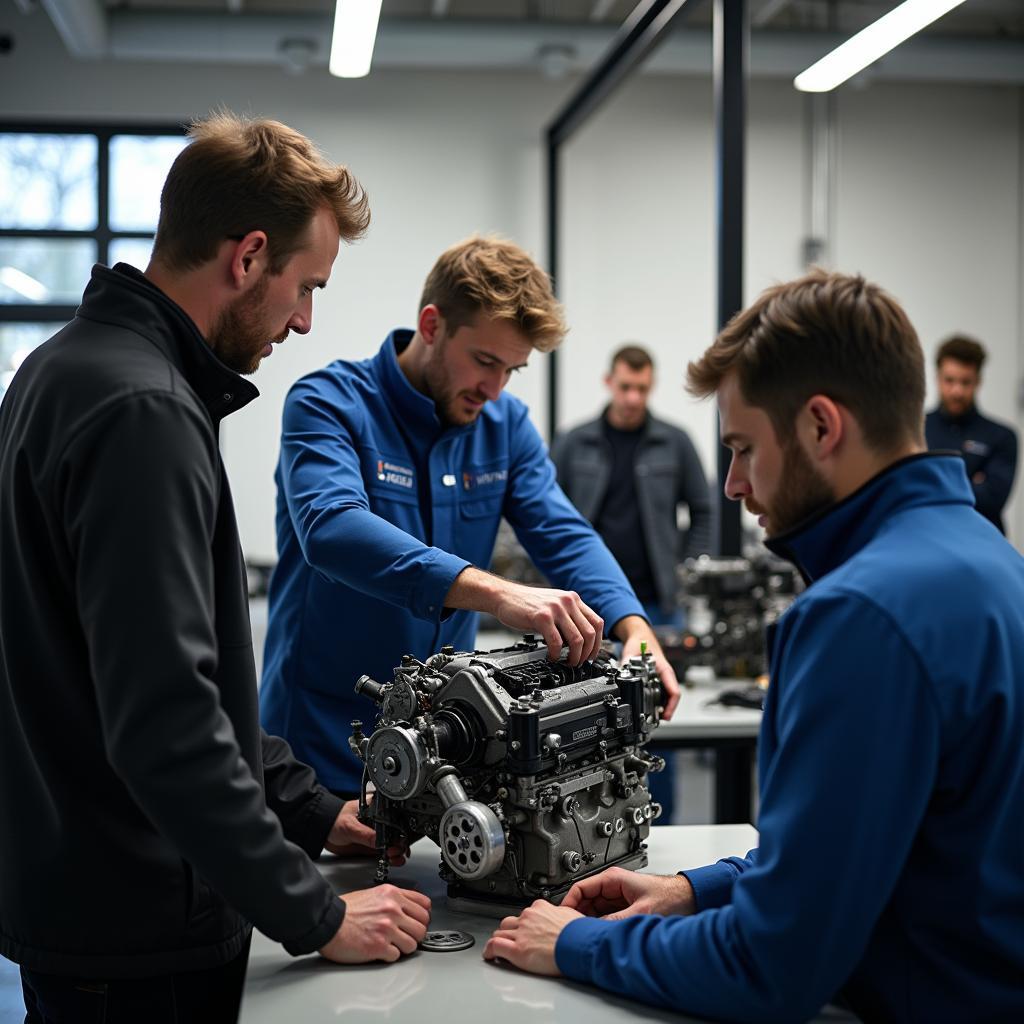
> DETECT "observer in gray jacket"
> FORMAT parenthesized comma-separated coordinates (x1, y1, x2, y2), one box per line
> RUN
(550, 345, 712, 618)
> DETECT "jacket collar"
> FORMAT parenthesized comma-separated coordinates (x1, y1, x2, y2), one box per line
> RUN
(578, 409, 670, 443)
(77, 263, 259, 423)
(373, 329, 477, 439)
(600, 406, 648, 436)
(934, 403, 979, 428)
(765, 453, 974, 584)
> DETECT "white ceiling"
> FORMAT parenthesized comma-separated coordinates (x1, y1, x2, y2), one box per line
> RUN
(95, 0, 1024, 37)
(17, 0, 1024, 81)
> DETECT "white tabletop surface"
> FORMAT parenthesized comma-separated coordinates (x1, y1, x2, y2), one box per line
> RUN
(240, 824, 854, 1023)
(652, 671, 764, 742)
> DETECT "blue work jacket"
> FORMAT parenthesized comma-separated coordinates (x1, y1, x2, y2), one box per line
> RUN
(260, 331, 643, 792)
(556, 454, 1024, 1022)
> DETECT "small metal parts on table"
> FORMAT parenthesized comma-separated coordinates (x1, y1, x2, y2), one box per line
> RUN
(418, 929, 475, 952)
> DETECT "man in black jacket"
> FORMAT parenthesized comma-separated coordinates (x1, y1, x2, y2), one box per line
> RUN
(924, 334, 1018, 534)
(0, 112, 429, 1023)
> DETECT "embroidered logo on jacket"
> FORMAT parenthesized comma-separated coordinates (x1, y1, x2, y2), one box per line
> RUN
(463, 468, 508, 490)
(963, 439, 990, 456)
(377, 459, 415, 489)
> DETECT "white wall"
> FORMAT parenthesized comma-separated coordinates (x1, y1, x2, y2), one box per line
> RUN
(836, 83, 1022, 539)
(557, 72, 1024, 545)
(558, 74, 809, 526)
(3, 3, 1021, 556)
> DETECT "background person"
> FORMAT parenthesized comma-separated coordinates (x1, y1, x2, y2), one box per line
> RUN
(0, 113, 429, 1024)
(483, 269, 1024, 1023)
(259, 236, 679, 799)
(924, 333, 1018, 533)
(551, 343, 712, 624)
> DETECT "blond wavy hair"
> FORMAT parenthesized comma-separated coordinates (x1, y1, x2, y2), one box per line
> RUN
(419, 235, 566, 353)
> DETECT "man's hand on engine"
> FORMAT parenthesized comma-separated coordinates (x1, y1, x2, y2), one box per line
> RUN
(319, 886, 431, 964)
(445, 567, 604, 665)
(491, 583, 604, 665)
(482, 900, 581, 976)
(561, 866, 696, 920)
(325, 799, 408, 865)
(614, 615, 680, 720)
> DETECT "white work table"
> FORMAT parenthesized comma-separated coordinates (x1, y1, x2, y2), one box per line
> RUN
(658, 673, 764, 741)
(240, 824, 856, 1023)
(650, 672, 764, 824)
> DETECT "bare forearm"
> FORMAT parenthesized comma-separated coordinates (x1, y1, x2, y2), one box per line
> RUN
(611, 613, 648, 643)
(443, 565, 504, 617)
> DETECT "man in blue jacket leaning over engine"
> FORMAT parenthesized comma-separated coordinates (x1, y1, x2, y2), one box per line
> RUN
(260, 235, 679, 798)
(484, 269, 1024, 1022)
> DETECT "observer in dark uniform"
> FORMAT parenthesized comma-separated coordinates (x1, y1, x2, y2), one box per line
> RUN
(551, 344, 712, 623)
(924, 333, 1018, 533)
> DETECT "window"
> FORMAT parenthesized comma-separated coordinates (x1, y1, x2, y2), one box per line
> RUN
(0, 124, 187, 396)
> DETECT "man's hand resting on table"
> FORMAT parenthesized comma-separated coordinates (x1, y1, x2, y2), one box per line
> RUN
(561, 866, 696, 920)
(482, 900, 581, 976)
(481, 869, 697, 977)
(319, 886, 431, 964)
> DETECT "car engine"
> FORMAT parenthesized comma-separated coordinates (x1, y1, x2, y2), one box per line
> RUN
(349, 635, 664, 912)
(660, 553, 802, 679)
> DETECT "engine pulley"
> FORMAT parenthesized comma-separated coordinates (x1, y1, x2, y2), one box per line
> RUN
(365, 726, 430, 800)
(439, 800, 505, 881)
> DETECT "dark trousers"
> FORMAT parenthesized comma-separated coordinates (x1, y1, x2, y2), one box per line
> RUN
(20, 936, 251, 1024)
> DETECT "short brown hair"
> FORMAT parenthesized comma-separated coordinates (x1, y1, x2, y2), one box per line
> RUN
(936, 333, 986, 372)
(419, 235, 566, 353)
(687, 269, 925, 452)
(610, 344, 654, 374)
(152, 111, 369, 274)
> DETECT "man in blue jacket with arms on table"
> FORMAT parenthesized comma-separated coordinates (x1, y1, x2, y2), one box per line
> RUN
(260, 235, 680, 799)
(484, 269, 1024, 1022)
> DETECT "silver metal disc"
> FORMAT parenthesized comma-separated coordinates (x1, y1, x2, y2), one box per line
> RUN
(439, 800, 505, 880)
(418, 929, 475, 952)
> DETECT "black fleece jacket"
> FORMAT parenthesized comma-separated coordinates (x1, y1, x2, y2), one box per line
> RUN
(0, 264, 344, 978)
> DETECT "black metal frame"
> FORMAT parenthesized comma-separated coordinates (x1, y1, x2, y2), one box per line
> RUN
(713, 0, 747, 555)
(543, 0, 747, 555)
(0, 121, 185, 325)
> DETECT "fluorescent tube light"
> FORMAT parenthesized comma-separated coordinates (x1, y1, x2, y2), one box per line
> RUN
(329, 0, 383, 79)
(794, 0, 968, 93)
(0, 266, 49, 302)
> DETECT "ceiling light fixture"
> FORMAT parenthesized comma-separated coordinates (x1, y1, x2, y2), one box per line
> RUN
(0, 266, 49, 302)
(329, 0, 383, 79)
(794, 0, 968, 93)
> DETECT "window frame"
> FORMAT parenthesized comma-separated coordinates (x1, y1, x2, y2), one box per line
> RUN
(0, 120, 187, 325)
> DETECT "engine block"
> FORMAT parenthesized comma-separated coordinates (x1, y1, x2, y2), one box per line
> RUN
(349, 635, 664, 912)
